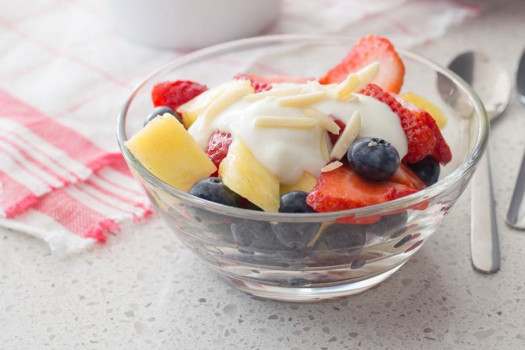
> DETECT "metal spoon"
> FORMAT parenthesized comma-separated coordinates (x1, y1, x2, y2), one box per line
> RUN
(506, 49, 525, 229)
(446, 52, 511, 274)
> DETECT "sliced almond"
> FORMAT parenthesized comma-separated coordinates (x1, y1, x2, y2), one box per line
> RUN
(334, 74, 360, 100)
(334, 61, 379, 100)
(357, 61, 380, 84)
(201, 80, 253, 126)
(254, 116, 318, 129)
(321, 161, 343, 173)
(329, 111, 361, 160)
(302, 107, 341, 134)
(277, 91, 327, 107)
(243, 86, 302, 102)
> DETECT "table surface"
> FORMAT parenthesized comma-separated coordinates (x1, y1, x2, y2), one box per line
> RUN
(2, 1, 525, 349)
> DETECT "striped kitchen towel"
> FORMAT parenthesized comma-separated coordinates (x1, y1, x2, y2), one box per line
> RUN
(0, 89, 151, 257)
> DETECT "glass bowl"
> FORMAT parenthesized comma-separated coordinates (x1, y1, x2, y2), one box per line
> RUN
(117, 35, 488, 302)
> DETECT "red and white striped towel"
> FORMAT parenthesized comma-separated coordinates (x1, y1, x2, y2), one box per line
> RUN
(0, 0, 478, 257)
(0, 89, 151, 256)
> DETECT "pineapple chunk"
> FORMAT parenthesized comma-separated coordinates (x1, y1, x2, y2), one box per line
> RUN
(280, 172, 318, 196)
(219, 139, 280, 212)
(177, 87, 224, 128)
(125, 114, 216, 192)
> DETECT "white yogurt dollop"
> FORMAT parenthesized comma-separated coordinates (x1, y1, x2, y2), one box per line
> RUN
(188, 83, 407, 185)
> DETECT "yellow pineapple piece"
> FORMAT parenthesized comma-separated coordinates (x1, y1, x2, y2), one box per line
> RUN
(280, 172, 318, 196)
(125, 114, 216, 192)
(402, 92, 448, 129)
(177, 87, 224, 128)
(219, 139, 280, 212)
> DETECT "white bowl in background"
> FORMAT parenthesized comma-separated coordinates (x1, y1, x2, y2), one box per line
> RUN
(106, 0, 282, 49)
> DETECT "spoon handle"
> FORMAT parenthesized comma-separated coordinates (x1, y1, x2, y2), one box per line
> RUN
(471, 151, 500, 273)
(506, 149, 525, 229)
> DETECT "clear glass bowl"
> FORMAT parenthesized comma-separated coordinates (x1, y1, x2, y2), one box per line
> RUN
(117, 35, 488, 302)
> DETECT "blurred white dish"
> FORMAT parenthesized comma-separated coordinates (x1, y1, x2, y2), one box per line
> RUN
(107, 0, 282, 49)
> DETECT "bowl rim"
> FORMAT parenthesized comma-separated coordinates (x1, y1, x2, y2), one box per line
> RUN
(116, 34, 489, 222)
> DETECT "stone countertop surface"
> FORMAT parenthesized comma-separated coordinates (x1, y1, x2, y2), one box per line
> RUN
(2, 1, 525, 349)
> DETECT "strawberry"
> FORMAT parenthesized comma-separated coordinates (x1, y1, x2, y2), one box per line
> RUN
(306, 165, 419, 212)
(234, 73, 312, 93)
(416, 110, 452, 164)
(319, 35, 405, 93)
(152, 80, 207, 111)
(233, 74, 271, 92)
(389, 163, 426, 190)
(360, 83, 436, 164)
(205, 131, 233, 174)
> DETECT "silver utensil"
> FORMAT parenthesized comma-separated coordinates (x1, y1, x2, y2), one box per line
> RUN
(506, 50, 525, 229)
(447, 52, 511, 274)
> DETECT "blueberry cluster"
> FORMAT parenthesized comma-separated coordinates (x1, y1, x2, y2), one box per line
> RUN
(186, 177, 413, 269)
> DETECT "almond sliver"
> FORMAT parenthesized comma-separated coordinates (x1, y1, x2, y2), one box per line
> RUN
(277, 91, 327, 107)
(357, 61, 380, 85)
(321, 161, 343, 172)
(335, 62, 379, 100)
(202, 80, 253, 126)
(329, 111, 361, 160)
(302, 107, 341, 134)
(254, 116, 318, 129)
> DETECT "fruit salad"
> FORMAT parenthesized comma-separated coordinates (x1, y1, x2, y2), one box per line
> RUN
(126, 35, 451, 224)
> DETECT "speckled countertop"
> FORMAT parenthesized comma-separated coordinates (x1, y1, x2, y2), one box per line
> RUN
(2, 1, 525, 349)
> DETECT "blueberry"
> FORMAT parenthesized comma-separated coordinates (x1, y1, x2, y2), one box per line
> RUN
(144, 106, 182, 126)
(407, 156, 441, 186)
(279, 191, 314, 213)
(182, 203, 235, 243)
(231, 219, 284, 251)
(272, 223, 320, 250)
(367, 211, 408, 238)
(272, 191, 320, 250)
(189, 177, 242, 208)
(350, 259, 366, 269)
(347, 137, 400, 181)
(322, 224, 367, 255)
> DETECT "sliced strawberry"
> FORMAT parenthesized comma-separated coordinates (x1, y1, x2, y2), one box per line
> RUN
(389, 163, 426, 190)
(361, 83, 436, 164)
(306, 165, 419, 212)
(205, 131, 232, 174)
(152, 80, 207, 111)
(319, 35, 405, 93)
(234, 73, 312, 93)
(416, 110, 452, 164)
(233, 73, 271, 92)
(399, 98, 452, 165)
